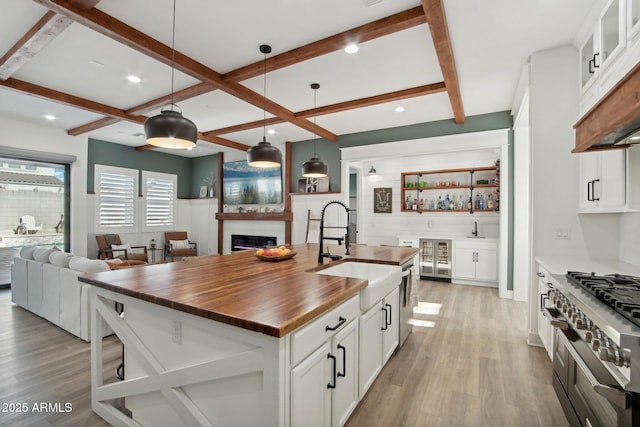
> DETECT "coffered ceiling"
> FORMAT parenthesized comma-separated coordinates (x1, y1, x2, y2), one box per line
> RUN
(0, 0, 596, 157)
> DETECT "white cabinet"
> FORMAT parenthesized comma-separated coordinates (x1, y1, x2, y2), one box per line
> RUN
(536, 264, 554, 360)
(397, 236, 420, 277)
(290, 295, 360, 427)
(452, 240, 497, 283)
(577, 0, 640, 115)
(358, 286, 399, 397)
(578, 146, 640, 212)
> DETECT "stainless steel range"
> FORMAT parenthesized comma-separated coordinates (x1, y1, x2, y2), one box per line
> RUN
(543, 271, 640, 427)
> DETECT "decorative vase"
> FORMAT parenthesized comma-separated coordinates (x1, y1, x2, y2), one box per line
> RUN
(150, 239, 156, 249)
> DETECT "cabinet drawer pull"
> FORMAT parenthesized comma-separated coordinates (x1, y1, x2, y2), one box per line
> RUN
(385, 303, 392, 327)
(536, 272, 545, 278)
(381, 306, 388, 331)
(325, 316, 347, 332)
(337, 344, 346, 378)
(327, 353, 337, 389)
(592, 179, 600, 201)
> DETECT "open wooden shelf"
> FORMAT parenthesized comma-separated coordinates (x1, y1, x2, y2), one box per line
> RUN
(215, 212, 293, 221)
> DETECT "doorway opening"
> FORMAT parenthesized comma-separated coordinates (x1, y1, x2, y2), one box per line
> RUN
(0, 157, 70, 287)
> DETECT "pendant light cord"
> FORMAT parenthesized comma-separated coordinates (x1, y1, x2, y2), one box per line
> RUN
(170, 0, 176, 110)
(313, 87, 317, 156)
(262, 49, 267, 141)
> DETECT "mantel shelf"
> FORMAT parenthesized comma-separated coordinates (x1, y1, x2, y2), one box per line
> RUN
(216, 212, 293, 221)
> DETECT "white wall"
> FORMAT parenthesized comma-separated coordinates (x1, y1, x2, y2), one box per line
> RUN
(529, 45, 619, 262)
(0, 116, 89, 256)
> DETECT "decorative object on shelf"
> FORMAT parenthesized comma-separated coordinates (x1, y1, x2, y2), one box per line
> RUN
(201, 170, 217, 198)
(150, 239, 156, 249)
(368, 166, 377, 175)
(222, 160, 282, 205)
(199, 185, 207, 198)
(144, 0, 197, 149)
(374, 188, 392, 213)
(297, 176, 330, 193)
(302, 83, 328, 177)
(247, 44, 282, 168)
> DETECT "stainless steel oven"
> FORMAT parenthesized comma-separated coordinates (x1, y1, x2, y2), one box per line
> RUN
(543, 272, 640, 427)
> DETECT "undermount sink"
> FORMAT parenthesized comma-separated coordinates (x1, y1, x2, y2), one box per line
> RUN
(316, 262, 402, 310)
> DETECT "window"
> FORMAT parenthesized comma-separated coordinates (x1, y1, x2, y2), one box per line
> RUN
(95, 165, 137, 232)
(142, 171, 176, 230)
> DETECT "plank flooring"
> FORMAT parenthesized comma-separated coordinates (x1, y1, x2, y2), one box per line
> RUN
(346, 281, 568, 427)
(0, 280, 568, 426)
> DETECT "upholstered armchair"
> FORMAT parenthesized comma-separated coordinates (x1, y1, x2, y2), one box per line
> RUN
(164, 231, 197, 261)
(95, 234, 148, 263)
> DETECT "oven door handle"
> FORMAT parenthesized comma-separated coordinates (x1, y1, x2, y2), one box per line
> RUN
(543, 307, 568, 329)
(557, 330, 629, 409)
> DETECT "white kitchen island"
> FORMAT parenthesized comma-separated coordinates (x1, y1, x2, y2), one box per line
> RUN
(82, 243, 417, 427)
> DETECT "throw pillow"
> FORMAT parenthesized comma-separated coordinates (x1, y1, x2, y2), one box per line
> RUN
(69, 256, 110, 273)
(170, 239, 190, 250)
(49, 251, 74, 268)
(20, 245, 37, 259)
(110, 243, 131, 256)
(33, 247, 56, 263)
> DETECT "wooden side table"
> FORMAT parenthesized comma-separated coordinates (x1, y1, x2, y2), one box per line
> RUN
(148, 248, 164, 263)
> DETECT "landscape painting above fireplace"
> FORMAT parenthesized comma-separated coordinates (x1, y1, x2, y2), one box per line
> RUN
(222, 160, 282, 205)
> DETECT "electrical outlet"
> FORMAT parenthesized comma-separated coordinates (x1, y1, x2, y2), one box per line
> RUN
(172, 320, 182, 344)
(555, 227, 571, 240)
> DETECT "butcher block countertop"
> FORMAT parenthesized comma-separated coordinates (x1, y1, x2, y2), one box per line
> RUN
(80, 243, 418, 338)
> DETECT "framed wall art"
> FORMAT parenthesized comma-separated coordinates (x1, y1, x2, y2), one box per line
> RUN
(373, 187, 392, 213)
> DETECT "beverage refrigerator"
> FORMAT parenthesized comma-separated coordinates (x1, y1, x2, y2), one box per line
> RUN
(419, 239, 452, 282)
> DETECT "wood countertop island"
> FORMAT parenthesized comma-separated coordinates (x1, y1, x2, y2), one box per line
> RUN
(80, 243, 418, 338)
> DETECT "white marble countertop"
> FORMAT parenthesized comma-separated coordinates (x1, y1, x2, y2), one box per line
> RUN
(535, 255, 640, 277)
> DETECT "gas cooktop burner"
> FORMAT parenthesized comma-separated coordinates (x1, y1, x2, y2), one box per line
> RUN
(566, 271, 640, 327)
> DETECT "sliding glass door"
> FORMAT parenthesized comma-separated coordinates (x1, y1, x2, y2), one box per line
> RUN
(0, 157, 70, 286)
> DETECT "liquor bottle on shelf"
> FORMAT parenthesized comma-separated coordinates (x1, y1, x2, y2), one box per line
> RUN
(437, 196, 443, 210)
(487, 194, 494, 210)
(445, 194, 451, 211)
(479, 194, 485, 210)
(475, 194, 480, 210)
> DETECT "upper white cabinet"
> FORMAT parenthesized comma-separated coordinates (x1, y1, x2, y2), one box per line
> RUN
(576, 0, 640, 115)
(578, 146, 640, 212)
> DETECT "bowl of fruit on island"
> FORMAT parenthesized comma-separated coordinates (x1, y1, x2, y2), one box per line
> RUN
(255, 245, 296, 262)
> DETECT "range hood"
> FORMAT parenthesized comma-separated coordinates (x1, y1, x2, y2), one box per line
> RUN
(573, 61, 640, 153)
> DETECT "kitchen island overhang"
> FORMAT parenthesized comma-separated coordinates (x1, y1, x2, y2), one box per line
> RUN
(82, 243, 418, 426)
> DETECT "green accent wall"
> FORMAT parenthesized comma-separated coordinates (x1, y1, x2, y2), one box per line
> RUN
(87, 139, 194, 198)
(291, 139, 341, 193)
(191, 155, 219, 197)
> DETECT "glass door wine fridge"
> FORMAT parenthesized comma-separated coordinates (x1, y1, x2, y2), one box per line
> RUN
(419, 239, 452, 282)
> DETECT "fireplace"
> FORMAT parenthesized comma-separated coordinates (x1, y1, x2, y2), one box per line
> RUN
(231, 234, 277, 251)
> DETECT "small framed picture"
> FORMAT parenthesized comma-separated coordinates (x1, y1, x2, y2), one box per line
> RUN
(199, 185, 208, 198)
(374, 188, 392, 213)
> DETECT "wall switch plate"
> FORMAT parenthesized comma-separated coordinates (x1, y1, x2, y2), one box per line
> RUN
(555, 227, 571, 240)
(172, 320, 182, 344)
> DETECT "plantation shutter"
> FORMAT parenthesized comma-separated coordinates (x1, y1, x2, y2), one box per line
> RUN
(97, 168, 136, 228)
(144, 172, 175, 227)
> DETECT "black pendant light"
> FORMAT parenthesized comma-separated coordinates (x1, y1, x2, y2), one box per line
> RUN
(247, 44, 282, 168)
(301, 83, 328, 177)
(144, 0, 197, 149)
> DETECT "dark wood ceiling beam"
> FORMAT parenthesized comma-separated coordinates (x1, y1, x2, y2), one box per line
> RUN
(223, 6, 427, 83)
(33, 0, 338, 142)
(204, 83, 446, 136)
(422, 0, 464, 124)
(0, 77, 147, 124)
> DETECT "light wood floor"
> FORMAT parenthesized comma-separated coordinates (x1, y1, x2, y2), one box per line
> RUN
(0, 281, 568, 427)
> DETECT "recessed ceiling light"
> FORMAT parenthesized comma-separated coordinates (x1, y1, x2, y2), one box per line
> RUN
(126, 75, 141, 84)
(267, 129, 276, 135)
(395, 106, 405, 113)
(344, 43, 359, 54)
(629, 134, 640, 141)
(44, 114, 56, 121)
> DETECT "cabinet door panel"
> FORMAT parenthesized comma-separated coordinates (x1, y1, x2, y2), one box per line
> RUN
(453, 248, 476, 279)
(358, 302, 382, 397)
(579, 151, 599, 209)
(291, 342, 331, 427)
(382, 287, 399, 364)
(537, 279, 551, 357)
(332, 320, 359, 427)
(475, 249, 497, 282)
(598, 149, 626, 209)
